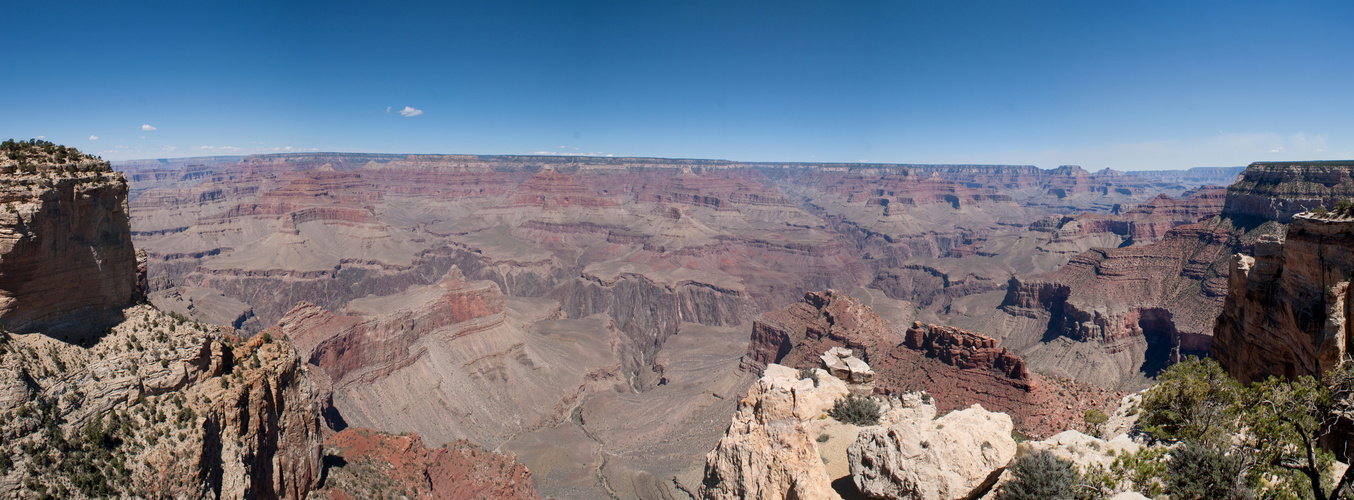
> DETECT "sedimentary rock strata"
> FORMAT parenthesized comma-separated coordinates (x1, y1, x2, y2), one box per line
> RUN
(0, 152, 139, 336)
(747, 289, 1118, 438)
(1215, 214, 1354, 383)
(0, 306, 323, 498)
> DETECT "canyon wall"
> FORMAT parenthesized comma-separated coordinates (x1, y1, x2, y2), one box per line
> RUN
(1214, 215, 1354, 384)
(0, 162, 140, 336)
(1221, 161, 1354, 222)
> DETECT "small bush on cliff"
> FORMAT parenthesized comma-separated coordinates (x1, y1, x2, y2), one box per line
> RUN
(797, 367, 820, 387)
(828, 394, 879, 426)
(997, 450, 1077, 500)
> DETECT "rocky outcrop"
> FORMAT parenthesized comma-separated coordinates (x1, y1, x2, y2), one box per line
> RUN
(313, 428, 541, 499)
(1221, 161, 1354, 222)
(995, 216, 1247, 389)
(1215, 214, 1354, 383)
(747, 290, 1119, 438)
(849, 404, 1017, 500)
(699, 364, 847, 500)
(0, 155, 139, 337)
(0, 305, 323, 499)
(289, 267, 506, 384)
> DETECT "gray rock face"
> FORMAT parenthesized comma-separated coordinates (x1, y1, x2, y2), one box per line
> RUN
(849, 404, 1016, 500)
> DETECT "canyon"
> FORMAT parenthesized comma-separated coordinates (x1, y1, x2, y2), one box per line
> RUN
(117, 152, 1225, 498)
(5, 140, 1352, 499)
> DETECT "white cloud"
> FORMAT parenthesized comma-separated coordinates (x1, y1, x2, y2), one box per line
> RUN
(386, 106, 392, 113)
(1268, 146, 1285, 153)
(35, 135, 45, 139)
(194, 146, 215, 150)
(399, 106, 423, 117)
(141, 124, 156, 131)
(138, 135, 147, 139)
(89, 135, 99, 141)
(162, 146, 177, 152)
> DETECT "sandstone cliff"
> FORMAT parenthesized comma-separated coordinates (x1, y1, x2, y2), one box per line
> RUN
(0, 143, 140, 337)
(1215, 214, 1354, 383)
(698, 365, 847, 500)
(1221, 161, 1354, 222)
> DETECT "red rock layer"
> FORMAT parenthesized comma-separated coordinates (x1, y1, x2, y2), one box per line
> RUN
(283, 272, 506, 384)
(1060, 187, 1227, 243)
(635, 169, 793, 209)
(315, 428, 541, 500)
(1003, 217, 1239, 346)
(0, 171, 140, 336)
(508, 168, 619, 208)
(745, 290, 1118, 437)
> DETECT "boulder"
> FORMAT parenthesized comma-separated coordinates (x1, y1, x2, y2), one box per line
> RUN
(699, 364, 845, 500)
(849, 404, 1016, 500)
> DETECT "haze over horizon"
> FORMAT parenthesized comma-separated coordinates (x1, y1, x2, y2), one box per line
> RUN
(3, 0, 1351, 170)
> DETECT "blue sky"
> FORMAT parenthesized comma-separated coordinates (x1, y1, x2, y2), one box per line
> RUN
(2, 1, 1351, 169)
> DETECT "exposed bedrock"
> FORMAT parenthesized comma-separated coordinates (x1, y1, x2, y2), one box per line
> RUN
(556, 272, 751, 383)
(312, 428, 542, 499)
(1215, 215, 1354, 384)
(0, 169, 140, 336)
(871, 263, 1007, 308)
(746, 290, 1119, 438)
(177, 246, 482, 333)
(1222, 161, 1354, 222)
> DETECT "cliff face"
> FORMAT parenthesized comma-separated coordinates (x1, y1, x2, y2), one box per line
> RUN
(1221, 161, 1354, 222)
(1214, 215, 1354, 383)
(0, 305, 323, 499)
(0, 163, 139, 336)
(746, 290, 1119, 438)
(313, 428, 541, 500)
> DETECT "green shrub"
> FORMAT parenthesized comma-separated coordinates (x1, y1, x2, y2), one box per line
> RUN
(1139, 356, 1239, 444)
(997, 450, 1077, 500)
(828, 394, 880, 426)
(1166, 442, 1252, 500)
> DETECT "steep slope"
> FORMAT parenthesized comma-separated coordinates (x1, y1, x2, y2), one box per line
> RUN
(0, 142, 140, 337)
(312, 428, 541, 500)
(1215, 213, 1354, 384)
(745, 290, 1119, 438)
(0, 141, 326, 498)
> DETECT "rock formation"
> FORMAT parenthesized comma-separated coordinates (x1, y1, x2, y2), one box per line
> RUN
(698, 364, 847, 500)
(747, 289, 1120, 438)
(0, 147, 139, 337)
(0, 305, 323, 498)
(1221, 161, 1354, 222)
(0, 142, 324, 498)
(1215, 213, 1354, 383)
(313, 428, 541, 499)
(849, 404, 1017, 500)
